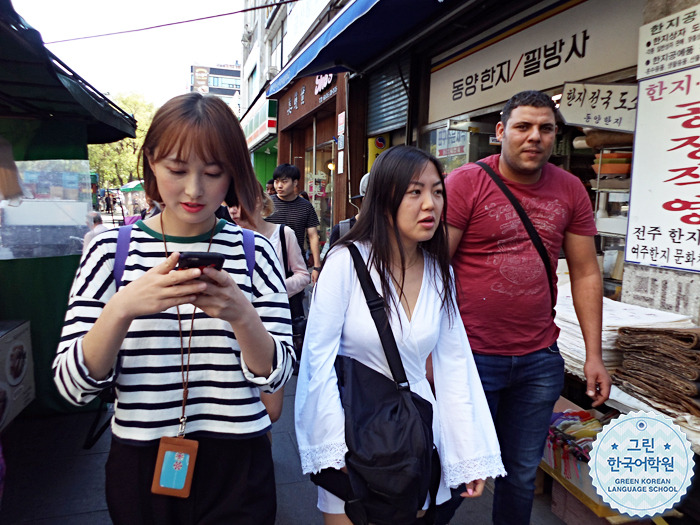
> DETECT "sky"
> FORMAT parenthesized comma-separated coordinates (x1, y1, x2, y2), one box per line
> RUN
(11, 0, 245, 107)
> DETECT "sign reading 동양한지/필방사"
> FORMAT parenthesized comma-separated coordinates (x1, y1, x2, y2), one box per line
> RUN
(626, 67, 700, 272)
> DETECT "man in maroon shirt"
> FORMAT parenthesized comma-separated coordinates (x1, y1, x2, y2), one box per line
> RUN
(443, 90, 611, 525)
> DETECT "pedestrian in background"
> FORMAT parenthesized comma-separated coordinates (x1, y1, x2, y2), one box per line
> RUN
(266, 163, 321, 283)
(296, 145, 504, 525)
(53, 93, 295, 525)
(230, 184, 310, 421)
(328, 172, 369, 247)
(82, 210, 109, 254)
(444, 90, 611, 525)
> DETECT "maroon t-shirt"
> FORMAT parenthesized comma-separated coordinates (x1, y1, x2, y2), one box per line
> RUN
(445, 155, 597, 356)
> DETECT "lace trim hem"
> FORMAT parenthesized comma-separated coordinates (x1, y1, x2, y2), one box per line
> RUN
(442, 454, 507, 486)
(299, 441, 348, 474)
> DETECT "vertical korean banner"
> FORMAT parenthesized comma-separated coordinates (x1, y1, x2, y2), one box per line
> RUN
(627, 67, 700, 272)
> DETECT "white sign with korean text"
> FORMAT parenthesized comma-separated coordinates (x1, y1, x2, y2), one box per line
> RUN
(626, 67, 700, 272)
(429, 0, 643, 122)
(560, 83, 638, 132)
(638, 3, 700, 81)
(435, 129, 468, 158)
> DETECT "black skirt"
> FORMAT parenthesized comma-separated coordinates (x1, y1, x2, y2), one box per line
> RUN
(105, 434, 276, 525)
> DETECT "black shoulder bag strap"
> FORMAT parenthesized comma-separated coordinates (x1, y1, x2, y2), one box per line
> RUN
(347, 243, 410, 388)
(476, 161, 556, 317)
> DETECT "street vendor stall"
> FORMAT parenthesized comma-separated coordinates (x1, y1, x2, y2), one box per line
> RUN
(0, 0, 136, 415)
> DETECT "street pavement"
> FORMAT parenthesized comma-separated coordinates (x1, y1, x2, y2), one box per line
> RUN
(0, 374, 565, 524)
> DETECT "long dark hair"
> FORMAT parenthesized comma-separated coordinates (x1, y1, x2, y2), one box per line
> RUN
(337, 145, 455, 321)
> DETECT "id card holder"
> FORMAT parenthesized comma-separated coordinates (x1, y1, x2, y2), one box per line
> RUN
(151, 436, 199, 498)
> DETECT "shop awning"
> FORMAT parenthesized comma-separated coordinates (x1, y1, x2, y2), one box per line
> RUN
(120, 180, 144, 193)
(266, 0, 459, 97)
(0, 0, 137, 144)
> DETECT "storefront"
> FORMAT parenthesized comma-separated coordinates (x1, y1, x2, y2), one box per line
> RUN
(0, 3, 136, 415)
(241, 97, 279, 187)
(274, 73, 348, 247)
(422, 0, 644, 297)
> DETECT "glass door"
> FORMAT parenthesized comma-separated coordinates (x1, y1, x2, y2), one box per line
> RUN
(304, 141, 334, 248)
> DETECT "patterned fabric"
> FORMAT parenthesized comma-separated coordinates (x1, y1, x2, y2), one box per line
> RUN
(53, 219, 295, 442)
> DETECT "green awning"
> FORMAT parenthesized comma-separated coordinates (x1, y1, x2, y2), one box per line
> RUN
(0, 0, 137, 152)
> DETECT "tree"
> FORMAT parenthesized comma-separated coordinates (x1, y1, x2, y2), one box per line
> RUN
(88, 94, 156, 189)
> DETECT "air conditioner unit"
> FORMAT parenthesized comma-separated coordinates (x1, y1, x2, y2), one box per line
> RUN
(265, 66, 280, 81)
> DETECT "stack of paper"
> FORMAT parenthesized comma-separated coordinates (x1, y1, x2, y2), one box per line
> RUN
(554, 283, 695, 380)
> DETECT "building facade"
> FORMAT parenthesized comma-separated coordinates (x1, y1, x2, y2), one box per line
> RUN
(190, 63, 242, 116)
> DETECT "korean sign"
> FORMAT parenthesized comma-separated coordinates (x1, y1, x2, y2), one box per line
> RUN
(626, 66, 700, 272)
(429, 0, 643, 122)
(638, 4, 700, 81)
(590, 412, 693, 518)
(560, 83, 638, 132)
(436, 129, 467, 158)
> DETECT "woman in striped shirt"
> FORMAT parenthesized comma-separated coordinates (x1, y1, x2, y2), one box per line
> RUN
(53, 93, 295, 525)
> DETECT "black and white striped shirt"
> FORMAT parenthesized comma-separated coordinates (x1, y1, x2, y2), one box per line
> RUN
(53, 220, 294, 443)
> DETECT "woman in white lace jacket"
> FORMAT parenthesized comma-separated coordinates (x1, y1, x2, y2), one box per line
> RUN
(295, 145, 506, 524)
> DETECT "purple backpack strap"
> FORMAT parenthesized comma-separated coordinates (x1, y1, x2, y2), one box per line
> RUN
(241, 228, 255, 279)
(114, 224, 133, 289)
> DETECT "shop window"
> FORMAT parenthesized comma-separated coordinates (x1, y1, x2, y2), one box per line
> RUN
(304, 142, 334, 250)
(1, 159, 92, 259)
(420, 128, 498, 173)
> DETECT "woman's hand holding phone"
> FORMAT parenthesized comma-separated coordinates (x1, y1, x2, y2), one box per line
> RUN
(111, 252, 207, 319)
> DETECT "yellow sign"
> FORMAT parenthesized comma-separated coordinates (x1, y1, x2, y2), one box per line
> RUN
(367, 135, 389, 172)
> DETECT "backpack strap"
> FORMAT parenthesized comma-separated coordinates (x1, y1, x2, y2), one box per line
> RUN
(241, 227, 255, 279)
(114, 224, 133, 289)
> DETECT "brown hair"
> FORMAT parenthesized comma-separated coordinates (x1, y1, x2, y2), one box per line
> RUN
(140, 93, 258, 222)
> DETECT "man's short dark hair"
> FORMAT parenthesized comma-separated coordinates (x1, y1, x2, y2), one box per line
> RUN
(272, 163, 301, 181)
(266, 179, 274, 186)
(501, 90, 557, 126)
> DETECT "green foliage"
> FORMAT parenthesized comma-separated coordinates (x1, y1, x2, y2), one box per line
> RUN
(88, 94, 156, 189)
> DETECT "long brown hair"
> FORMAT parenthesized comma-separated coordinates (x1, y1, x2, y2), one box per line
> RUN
(140, 93, 258, 222)
(337, 145, 455, 321)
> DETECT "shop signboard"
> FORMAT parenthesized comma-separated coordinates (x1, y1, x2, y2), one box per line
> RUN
(435, 129, 467, 158)
(429, 0, 643, 122)
(193, 67, 209, 94)
(626, 66, 700, 272)
(241, 98, 278, 150)
(559, 83, 638, 133)
(637, 3, 700, 82)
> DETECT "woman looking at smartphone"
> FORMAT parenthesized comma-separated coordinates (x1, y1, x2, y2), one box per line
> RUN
(295, 145, 505, 524)
(53, 93, 295, 525)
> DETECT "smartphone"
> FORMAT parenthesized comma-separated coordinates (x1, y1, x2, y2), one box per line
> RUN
(176, 252, 225, 271)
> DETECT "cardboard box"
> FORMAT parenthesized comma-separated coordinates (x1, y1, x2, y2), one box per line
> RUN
(0, 321, 35, 432)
